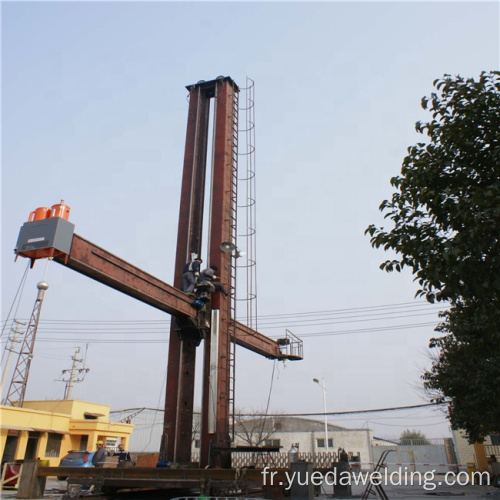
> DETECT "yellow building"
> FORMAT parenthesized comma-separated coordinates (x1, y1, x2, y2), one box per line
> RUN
(0, 400, 133, 467)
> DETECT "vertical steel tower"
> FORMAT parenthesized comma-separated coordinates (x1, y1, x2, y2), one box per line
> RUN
(163, 77, 239, 467)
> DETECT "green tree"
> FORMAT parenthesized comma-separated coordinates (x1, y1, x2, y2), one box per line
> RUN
(399, 429, 430, 444)
(366, 71, 500, 442)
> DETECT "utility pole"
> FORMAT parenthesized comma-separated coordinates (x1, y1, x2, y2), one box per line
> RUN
(61, 347, 89, 399)
(0, 319, 26, 396)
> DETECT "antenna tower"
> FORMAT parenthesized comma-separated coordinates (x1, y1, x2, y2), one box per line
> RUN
(4, 281, 49, 406)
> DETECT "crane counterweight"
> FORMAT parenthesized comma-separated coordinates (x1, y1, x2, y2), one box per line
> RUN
(15, 202, 74, 267)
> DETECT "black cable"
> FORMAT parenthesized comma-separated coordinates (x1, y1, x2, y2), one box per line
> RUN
(238, 402, 447, 418)
(10, 300, 443, 327)
(110, 402, 447, 417)
(1, 261, 30, 339)
(253, 301, 443, 319)
(258, 360, 277, 442)
(32, 319, 439, 344)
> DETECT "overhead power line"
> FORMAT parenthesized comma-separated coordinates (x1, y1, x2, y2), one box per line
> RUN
(241, 402, 448, 418)
(30, 319, 439, 344)
(1, 300, 444, 328)
(2, 300, 445, 345)
(18, 320, 441, 344)
(110, 402, 447, 417)
(254, 301, 444, 319)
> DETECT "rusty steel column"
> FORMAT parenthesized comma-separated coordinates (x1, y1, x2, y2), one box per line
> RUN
(162, 84, 210, 464)
(200, 78, 238, 467)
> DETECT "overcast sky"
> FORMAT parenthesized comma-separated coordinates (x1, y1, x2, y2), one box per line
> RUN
(2, 1, 499, 442)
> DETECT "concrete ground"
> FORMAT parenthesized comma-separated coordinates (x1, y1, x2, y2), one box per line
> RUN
(343, 480, 499, 499)
(1, 477, 499, 499)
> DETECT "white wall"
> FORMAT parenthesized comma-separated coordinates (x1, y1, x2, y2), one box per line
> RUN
(234, 428, 373, 465)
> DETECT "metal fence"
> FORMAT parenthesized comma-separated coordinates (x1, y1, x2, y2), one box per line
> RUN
(485, 445, 500, 457)
(396, 438, 446, 446)
(191, 451, 345, 468)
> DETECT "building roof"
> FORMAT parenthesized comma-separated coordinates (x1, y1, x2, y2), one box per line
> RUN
(235, 416, 360, 433)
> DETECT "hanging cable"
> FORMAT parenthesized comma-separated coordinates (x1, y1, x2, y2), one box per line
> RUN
(141, 361, 169, 452)
(258, 359, 277, 441)
(1, 261, 30, 339)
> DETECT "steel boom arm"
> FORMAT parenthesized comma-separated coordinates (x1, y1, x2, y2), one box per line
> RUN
(54, 234, 284, 359)
(231, 321, 282, 359)
(55, 234, 195, 317)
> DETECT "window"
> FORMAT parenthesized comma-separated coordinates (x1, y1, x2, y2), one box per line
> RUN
(45, 433, 62, 457)
(316, 438, 334, 448)
(80, 435, 89, 451)
(194, 440, 200, 449)
(264, 439, 280, 448)
(25, 432, 40, 460)
(3, 435, 19, 463)
(491, 435, 500, 445)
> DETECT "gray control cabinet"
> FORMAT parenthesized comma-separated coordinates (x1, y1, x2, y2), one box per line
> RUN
(15, 217, 75, 256)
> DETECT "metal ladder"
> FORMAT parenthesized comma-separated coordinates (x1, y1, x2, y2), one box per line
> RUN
(361, 449, 394, 500)
(227, 86, 239, 441)
(237, 78, 258, 331)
